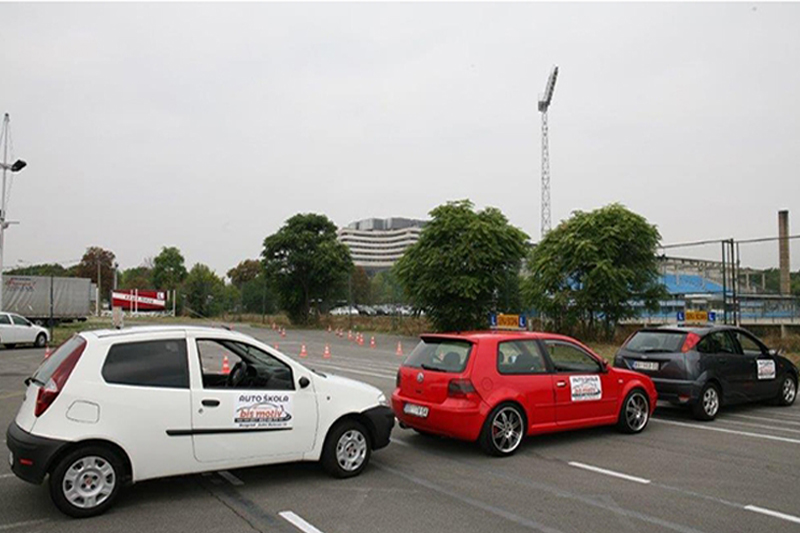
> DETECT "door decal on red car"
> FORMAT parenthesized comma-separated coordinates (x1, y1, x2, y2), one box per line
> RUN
(570, 375, 602, 401)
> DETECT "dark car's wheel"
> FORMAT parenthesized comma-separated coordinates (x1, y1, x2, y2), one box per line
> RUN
(616, 389, 650, 434)
(35, 333, 47, 348)
(321, 419, 371, 478)
(49, 445, 123, 518)
(777, 375, 797, 407)
(479, 403, 526, 457)
(692, 383, 721, 421)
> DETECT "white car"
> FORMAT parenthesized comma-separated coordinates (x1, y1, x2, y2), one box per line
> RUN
(6, 326, 394, 518)
(330, 306, 359, 316)
(0, 312, 50, 348)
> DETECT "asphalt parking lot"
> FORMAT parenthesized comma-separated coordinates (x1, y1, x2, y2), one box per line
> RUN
(2, 325, 800, 533)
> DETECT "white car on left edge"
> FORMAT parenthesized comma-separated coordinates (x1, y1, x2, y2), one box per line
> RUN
(6, 326, 394, 518)
(0, 312, 50, 348)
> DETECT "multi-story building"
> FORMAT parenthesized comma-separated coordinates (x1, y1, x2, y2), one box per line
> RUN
(338, 218, 426, 274)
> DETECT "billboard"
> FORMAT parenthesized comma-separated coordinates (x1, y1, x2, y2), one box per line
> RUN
(111, 289, 167, 311)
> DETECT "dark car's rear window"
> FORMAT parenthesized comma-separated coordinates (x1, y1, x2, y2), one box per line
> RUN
(625, 331, 686, 353)
(404, 339, 473, 373)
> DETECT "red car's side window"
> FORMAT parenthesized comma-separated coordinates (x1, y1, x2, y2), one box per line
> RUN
(544, 341, 602, 373)
(497, 340, 549, 375)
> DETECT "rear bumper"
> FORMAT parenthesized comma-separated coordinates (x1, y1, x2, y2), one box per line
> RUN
(6, 421, 69, 484)
(391, 392, 486, 441)
(362, 406, 395, 450)
(651, 378, 702, 404)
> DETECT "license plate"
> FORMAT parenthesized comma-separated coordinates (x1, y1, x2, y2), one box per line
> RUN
(403, 403, 429, 418)
(633, 361, 659, 371)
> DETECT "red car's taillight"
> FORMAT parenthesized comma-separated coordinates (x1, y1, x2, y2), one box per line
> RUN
(681, 332, 701, 353)
(34, 342, 85, 417)
(447, 379, 476, 398)
(396, 370, 401, 388)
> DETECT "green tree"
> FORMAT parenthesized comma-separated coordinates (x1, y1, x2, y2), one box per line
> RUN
(370, 270, 405, 304)
(395, 200, 529, 331)
(6, 263, 70, 277)
(119, 266, 153, 289)
(351, 266, 371, 305)
(152, 246, 188, 291)
(241, 275, 278, 315)
(227, 259, 263, 287)
(183, 263, 227, 317)
(523, 203, 665, 339)
(76, 246, 116, 298)
(262, 213, 353, 324)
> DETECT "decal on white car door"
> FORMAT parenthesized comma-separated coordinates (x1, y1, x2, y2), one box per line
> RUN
(569, 375, 602, 401)
(234, 393, 293, 428)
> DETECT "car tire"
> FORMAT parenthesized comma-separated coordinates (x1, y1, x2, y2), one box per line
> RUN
(35, 333, 47, 348)
(776, 374, 797, 407)
(692, 383, 721, 421)
(49, 445, 124, 518)
(4, 343, 16, 349)
(616, 389, 651, 434)
(479, 403, 526, 457)
(321, 420, 372, 478)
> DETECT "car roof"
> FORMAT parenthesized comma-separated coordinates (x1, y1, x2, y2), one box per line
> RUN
(647, 324, 742, 335)
(81, 324, 250, 340)
(420, 330, 580, 343)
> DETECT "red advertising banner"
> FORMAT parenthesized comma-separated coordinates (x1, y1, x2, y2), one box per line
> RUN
(111, 290, 167, 311)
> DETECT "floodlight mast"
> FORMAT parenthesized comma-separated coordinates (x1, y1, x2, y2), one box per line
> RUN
(538, 65, 558, 237)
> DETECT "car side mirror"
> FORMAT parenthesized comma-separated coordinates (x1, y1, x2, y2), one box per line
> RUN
(768, 348, 781, 357)
(299, 376, 310, 389)
(600, 359, 609, 372)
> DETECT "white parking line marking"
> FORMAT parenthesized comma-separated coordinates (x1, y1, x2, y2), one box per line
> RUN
(306, 363, 395, 380)
(653, 418, 800, 444)
(745, 505, 800, 524)
(727, 413, 800, 427)
(568, 461, 651, 484)
(717, 418, 800, 434)
(279, 511, 325, 533)
(0, 519, 49, 531)
(0, 474, 16, 479)
(390, 438, 410, 446)
(217, 470, 243, 486)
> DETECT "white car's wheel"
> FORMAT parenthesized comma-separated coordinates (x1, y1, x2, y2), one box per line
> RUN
(49, 446, 124, 518)
(321, 420, 371, 478)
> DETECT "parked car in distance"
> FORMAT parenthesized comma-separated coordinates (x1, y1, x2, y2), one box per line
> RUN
(614, 325, 798, 420)
(7, 326, 393, 518)
(392, 331, 657, 456)
(0, 312, 50, 348)
(330, 306, 360, 316)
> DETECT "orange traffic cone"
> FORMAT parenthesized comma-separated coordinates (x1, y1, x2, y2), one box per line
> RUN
(299, 344, 308, 358)
(396, 342, 403, 356)
(281, 328, 286, 338)
(222, 355, 230, 374)
(271, 322, 276, 330)
(323, 344, 331, 359)
(370, 336, 376, 349)
(358, 334, 365, 346)
(274, 343, 279, 350)
(348, 330, 353, 341)
(327, 325, 332, 333)
(43, 345, 52, 359)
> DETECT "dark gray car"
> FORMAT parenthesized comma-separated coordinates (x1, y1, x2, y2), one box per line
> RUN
(614, 325, 798, 420)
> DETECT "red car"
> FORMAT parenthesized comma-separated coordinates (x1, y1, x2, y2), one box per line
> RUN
(392, 331, 657, 456)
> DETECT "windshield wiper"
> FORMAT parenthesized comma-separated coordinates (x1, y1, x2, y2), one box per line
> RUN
(420, 363, 445, 372)
(640, 348, 674, 354)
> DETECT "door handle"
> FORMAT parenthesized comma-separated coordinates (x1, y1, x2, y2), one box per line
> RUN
(556, 381, 567, 388)
(201, 399, 220, 407)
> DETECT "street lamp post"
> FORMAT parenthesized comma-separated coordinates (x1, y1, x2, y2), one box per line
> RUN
(0, 113, 28, 312)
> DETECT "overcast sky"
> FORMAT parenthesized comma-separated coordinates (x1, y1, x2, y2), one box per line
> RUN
(1, 2, 798, 275)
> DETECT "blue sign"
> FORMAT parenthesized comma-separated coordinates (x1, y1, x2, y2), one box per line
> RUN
(489, 313, 498, 328)
(518, 315, 527, 329)
(708, 311, 716, 322)
(677, 311, 685, 322)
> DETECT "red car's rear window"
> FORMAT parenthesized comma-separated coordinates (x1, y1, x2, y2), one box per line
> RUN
(404, 339, 473, 373)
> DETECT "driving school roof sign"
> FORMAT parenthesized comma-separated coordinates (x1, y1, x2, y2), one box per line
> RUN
(677, 310, 716, 323)
(489, 313, 527, 330)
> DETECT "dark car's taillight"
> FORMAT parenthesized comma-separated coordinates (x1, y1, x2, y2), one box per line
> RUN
(34, 342, 85, 417)
(448, 379, 476, 398)
(681, 332, 701, 353)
